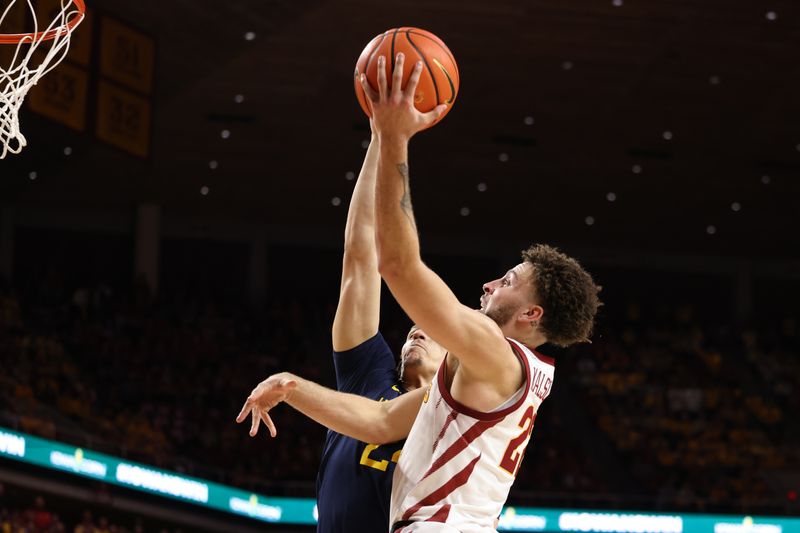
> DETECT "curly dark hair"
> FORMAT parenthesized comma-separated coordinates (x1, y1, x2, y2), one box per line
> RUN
(521, 244, 601, 347)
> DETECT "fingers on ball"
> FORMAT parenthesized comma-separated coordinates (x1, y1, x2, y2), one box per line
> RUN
(353, 28, 459, 122)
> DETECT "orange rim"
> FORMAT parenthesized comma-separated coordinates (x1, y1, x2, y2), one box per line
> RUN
(0, 0, 85, 45)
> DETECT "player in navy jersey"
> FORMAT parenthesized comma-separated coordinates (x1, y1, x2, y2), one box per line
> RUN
(262, 122, 446, 532)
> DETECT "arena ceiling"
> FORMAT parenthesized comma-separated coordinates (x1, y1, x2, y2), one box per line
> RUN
(2, 0, 799, 258)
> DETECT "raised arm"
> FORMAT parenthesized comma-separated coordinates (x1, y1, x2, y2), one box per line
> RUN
(359, 55, 515, 381)
(331, 128, 382, 351)
(236, 372, 425, 444)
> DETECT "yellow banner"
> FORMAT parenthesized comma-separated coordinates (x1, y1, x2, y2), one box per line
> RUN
(96, 80, 151, 158)
(99, 16, 155, 94)
(27, 61, 89, 132)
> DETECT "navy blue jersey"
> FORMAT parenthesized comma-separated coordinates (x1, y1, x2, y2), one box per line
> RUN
(316, 332, 404, 533)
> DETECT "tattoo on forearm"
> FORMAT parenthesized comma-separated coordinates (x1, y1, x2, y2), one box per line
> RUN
(396, 162, 416, 228)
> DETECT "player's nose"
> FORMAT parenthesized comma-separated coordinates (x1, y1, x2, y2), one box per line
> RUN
(483, 281, 494, 294)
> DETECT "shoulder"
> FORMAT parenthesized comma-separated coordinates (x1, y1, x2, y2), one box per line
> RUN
(334, 331, 391, 355)
(332, 331, 397, 392)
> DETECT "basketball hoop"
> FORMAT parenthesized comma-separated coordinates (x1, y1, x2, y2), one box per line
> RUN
(0, 0, 86, 159)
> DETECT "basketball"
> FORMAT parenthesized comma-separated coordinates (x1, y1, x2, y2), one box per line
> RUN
(354, 27, 459, 126)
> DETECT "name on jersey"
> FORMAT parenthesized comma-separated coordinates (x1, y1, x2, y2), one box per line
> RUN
(530, 367, 552, 401)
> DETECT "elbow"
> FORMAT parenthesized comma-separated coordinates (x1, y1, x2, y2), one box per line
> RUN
(377, 257, 404, 281)
(363, 403, 398, 445)
(342, 246, 376, 268)
(343, 227, 375, 259)
(376, 248, 419, 281)
(367, 421, 397, 445)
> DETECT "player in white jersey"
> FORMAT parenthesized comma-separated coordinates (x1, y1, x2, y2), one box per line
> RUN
(389, 339, 554, 532)
(237, 53, 600, 532)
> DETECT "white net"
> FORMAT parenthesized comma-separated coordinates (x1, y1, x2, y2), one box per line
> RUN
(0, 0, 84, 159)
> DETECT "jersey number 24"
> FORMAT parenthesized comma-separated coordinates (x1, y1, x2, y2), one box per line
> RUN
(499, 404, 536, 476)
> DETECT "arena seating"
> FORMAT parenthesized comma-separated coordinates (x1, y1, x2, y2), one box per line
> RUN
(1, 272, 797, 515)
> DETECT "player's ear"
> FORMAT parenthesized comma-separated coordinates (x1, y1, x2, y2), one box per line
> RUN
(521, 305, 543, 325)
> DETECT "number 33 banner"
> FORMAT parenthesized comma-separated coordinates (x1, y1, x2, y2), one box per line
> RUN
(28, 61, 90, 132)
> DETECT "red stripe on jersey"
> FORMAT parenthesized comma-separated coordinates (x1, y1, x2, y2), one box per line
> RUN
(436, 340, 532, 421)
(402, 453, 481, 521)
(532, 349, 555, 367)
(426, 503, 452, 523)
(511, 339, 556, 367)
(422, 418, 501, 481)
(431, 410, 458, 453)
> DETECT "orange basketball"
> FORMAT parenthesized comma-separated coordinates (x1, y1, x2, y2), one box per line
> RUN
(354, 28, 459, 126)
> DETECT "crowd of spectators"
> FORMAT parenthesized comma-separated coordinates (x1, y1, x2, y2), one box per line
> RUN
(0, 268, 602, 499)
(0, 272, 331, 493)
(0, 486, 174, 533)
(567, 302, 799, 513)
(0, 491, 66, 533)
(1, 265, 798, 515)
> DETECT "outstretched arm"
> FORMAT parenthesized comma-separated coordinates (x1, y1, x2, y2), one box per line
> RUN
(360, 55, 515, 381)
(236, 372, 425, 444)
(331, 129, 382, 352)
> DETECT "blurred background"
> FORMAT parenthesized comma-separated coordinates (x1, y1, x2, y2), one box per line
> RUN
(1, 0, 799, 531)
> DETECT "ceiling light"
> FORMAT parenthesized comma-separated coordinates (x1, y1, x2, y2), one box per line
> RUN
(200, 186, 210, 196)
(244, 31, 256, 41)
(731, 202, 741, 212)
(331, 197, 342, 206)
(706, 225, 717, 235)
(477, 182, 487, 192)
(585, 216, 595, 226)
(209, 160, 218, 170)
(28, 171, 37, 180)
(606, 192, 617, 202)
(345, 171, 355, 181)
(523, 116, 534, 126)
(632, 164, 642, 174)
(460, 207, 470, 216)
(498, 153, 509, 163)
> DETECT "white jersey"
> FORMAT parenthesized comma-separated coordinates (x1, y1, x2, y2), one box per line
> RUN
(390, 338, 555, 532)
